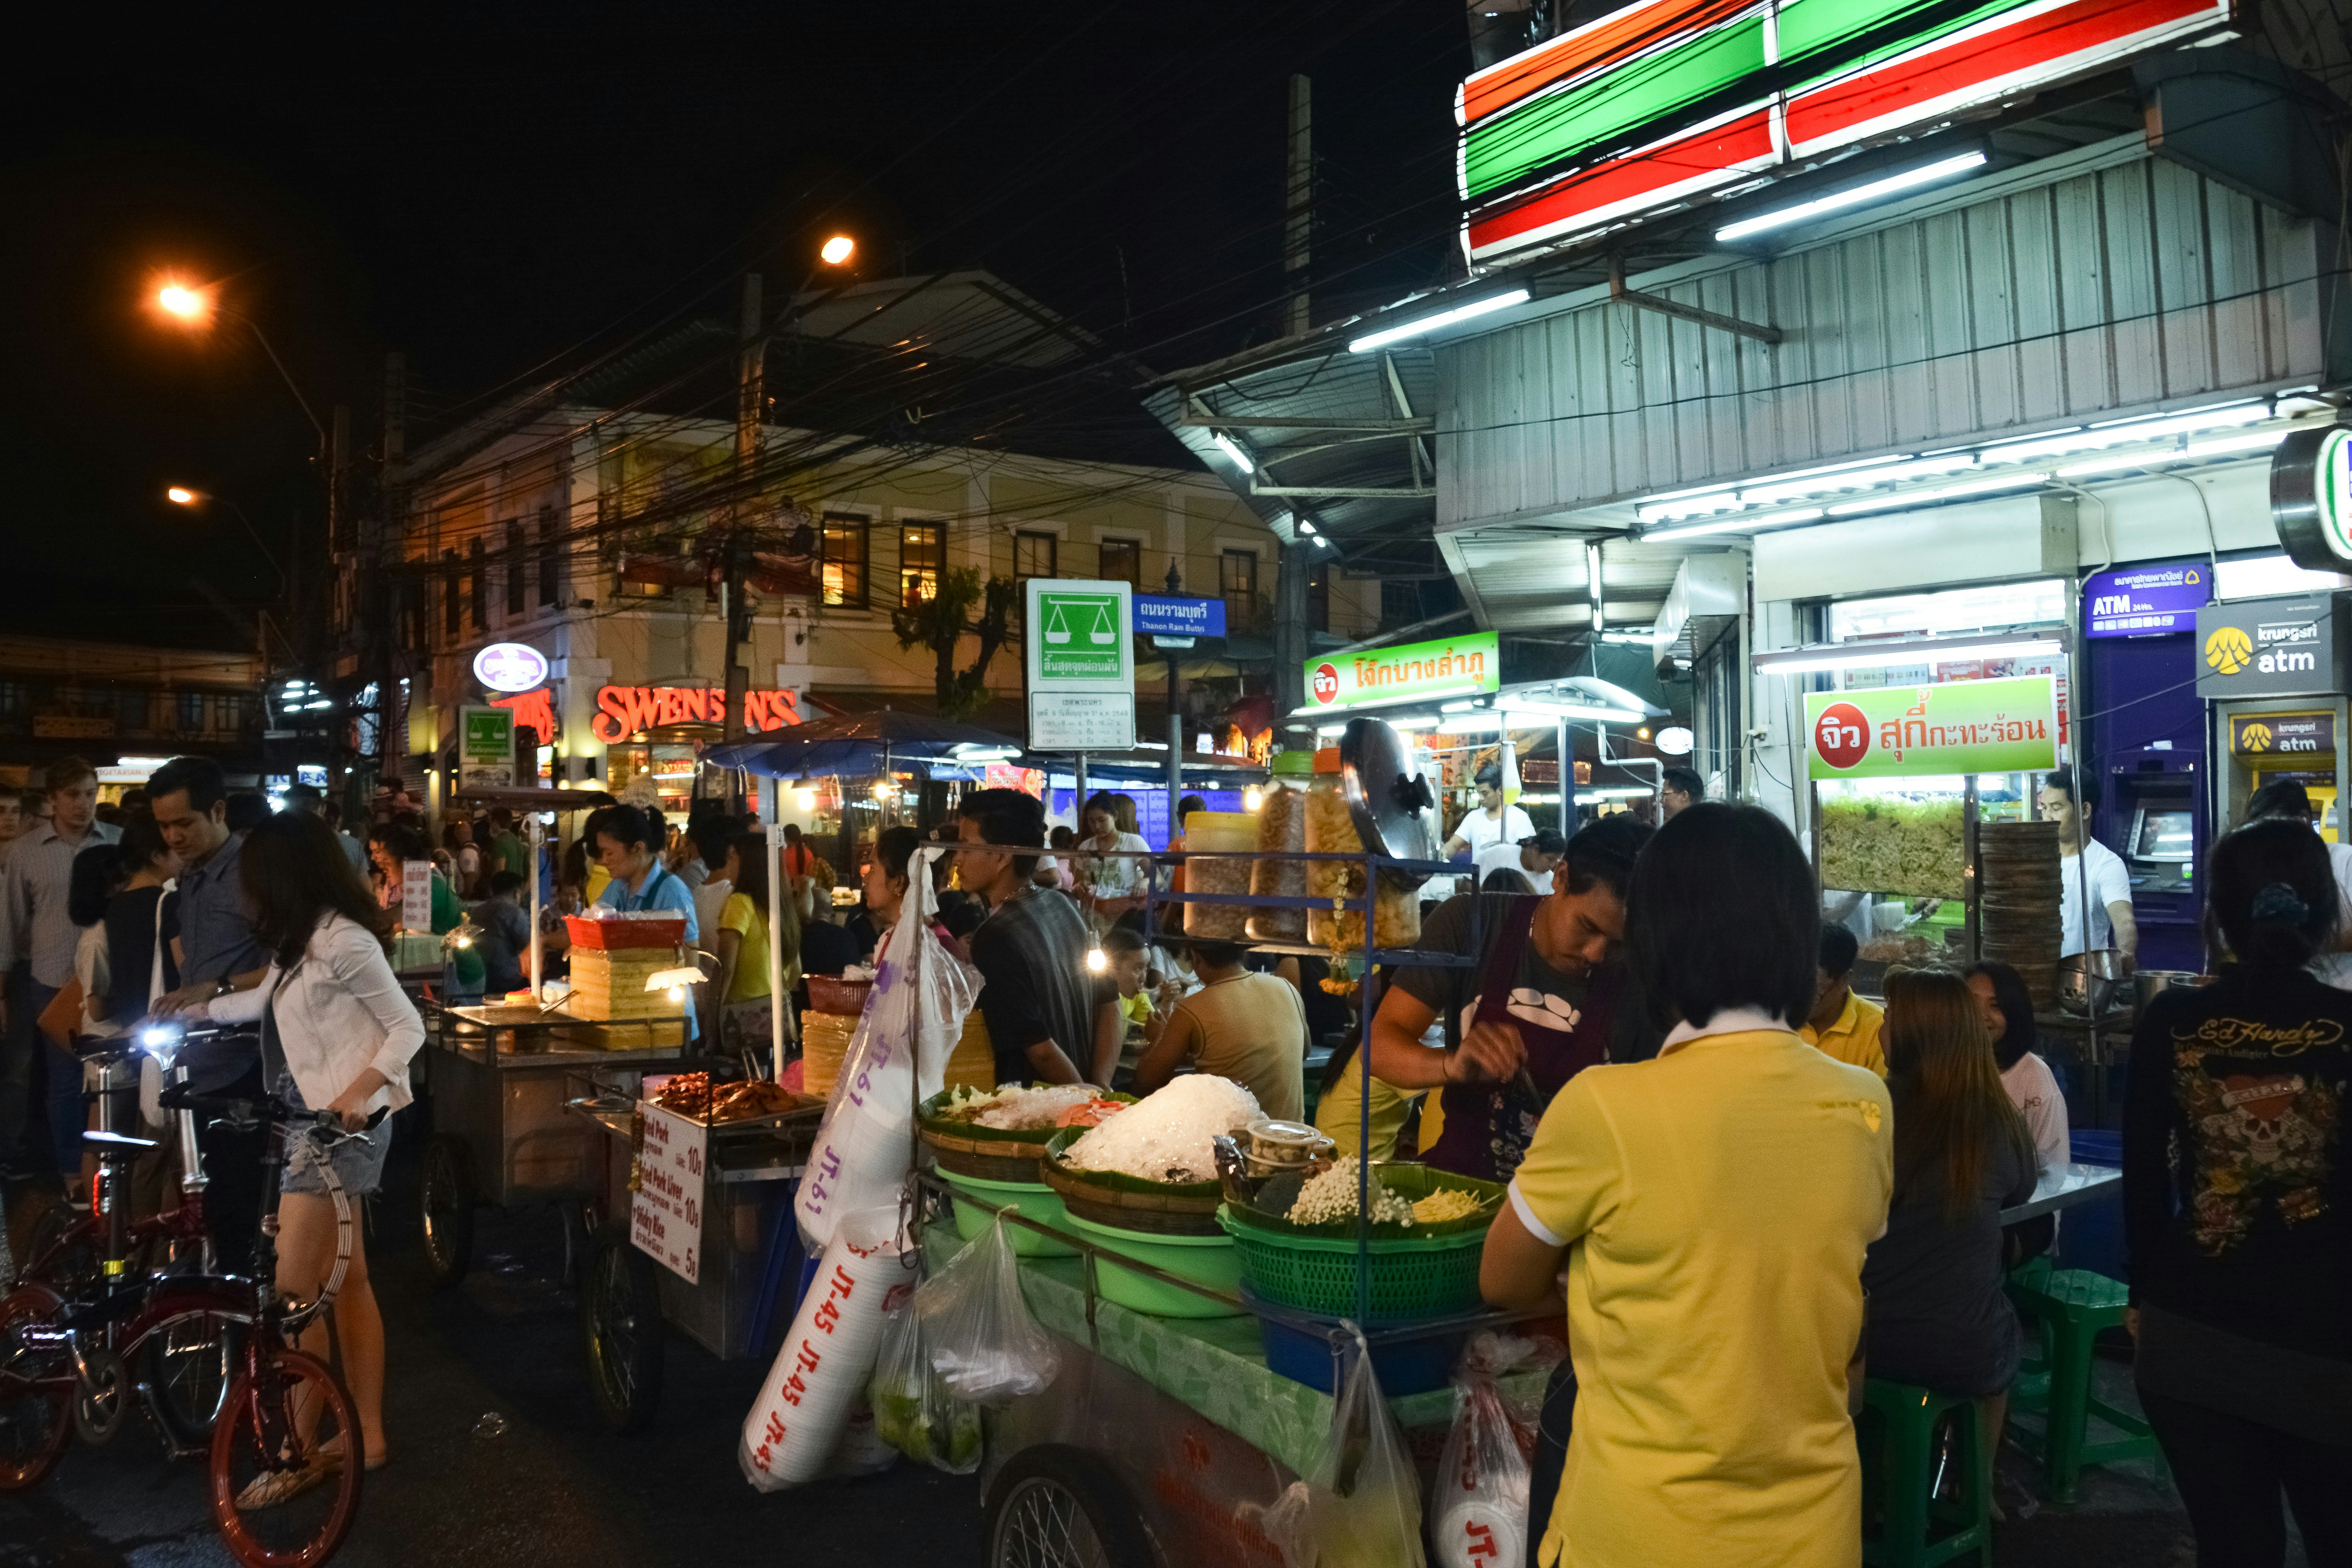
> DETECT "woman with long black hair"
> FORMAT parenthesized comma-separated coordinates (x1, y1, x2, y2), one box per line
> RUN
(189, 811, 423, 1490)
(2126, 819, 2351, 1566)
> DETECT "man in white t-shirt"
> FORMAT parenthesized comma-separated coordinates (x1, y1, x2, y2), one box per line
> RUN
(1473, 829, 1568, 893)
(1443, 763, 1537, 862)
(2040, 773, 2136, 962)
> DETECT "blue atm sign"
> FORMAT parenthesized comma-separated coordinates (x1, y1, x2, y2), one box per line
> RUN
(2084, 560, 2211, 639)
(1133, 596, 1227, 639)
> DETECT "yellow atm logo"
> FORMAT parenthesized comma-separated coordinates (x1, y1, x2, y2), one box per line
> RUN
(2240, 722, 2273, 750)
(2206, 626, 2254, 676)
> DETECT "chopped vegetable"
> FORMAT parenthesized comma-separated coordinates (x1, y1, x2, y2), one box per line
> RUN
(1410, 1188, 1487, 1224)
(1287, 1157, 1415, 1227)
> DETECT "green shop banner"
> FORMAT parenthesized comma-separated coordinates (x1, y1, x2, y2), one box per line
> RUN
(1806, 676, 2057, 779)
(1306, 631, 1500, 712)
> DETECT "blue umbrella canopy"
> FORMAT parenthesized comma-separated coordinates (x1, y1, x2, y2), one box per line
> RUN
(703, 711, 1023, 779)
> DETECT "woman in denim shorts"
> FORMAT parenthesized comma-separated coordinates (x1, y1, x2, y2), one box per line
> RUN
(186, 811, 424, 1496)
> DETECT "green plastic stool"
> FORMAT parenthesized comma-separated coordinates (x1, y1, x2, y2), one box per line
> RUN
(2004, 1266, 2165, 1503)
(1861, 1379, 1993, 1568)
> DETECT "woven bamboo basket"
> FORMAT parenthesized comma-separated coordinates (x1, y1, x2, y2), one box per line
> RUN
(917, 1086, 1131, 1183)
(1041, 1129, 1226, 1237)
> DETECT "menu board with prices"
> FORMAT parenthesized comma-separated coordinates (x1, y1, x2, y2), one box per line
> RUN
(632, 1100, 707, 1283)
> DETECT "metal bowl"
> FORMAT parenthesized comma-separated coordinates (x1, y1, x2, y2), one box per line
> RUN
(2133, 969, 2205, 1013)
(2057, 949, 2130, 1016)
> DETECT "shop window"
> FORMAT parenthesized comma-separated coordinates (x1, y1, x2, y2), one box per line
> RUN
(1014, 530, 1057, 582)
(900, 521, 943, 606)
(505, 520, 526, 616)
(1099, 537, 1140, 589)
(178, 692, 205, 732)
(469, 537, 488, 630)
(537, 505, 563, 606)
(1221, 548, 1259, 626)
(821, 514, 868, 609)
(117, 689, 149, 732)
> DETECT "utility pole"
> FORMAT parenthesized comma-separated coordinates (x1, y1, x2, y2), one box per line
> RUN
(374, 352, 406, 795)
(1164, 559, 1184, 832)
(724, 274, 764, 762)
(1284, 74, 1313, 338)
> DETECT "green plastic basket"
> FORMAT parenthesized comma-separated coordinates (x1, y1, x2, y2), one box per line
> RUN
(1216, 1206, 1492, 1322)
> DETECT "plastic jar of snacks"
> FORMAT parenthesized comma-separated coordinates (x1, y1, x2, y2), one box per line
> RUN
(1248, 751, 1313, 942)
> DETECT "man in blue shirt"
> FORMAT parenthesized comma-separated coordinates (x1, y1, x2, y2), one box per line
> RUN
(149, 756, 268, 1008)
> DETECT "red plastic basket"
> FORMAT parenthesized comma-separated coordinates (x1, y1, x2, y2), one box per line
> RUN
(805, 974, 874, 1016)
(563, 914, 687, 951)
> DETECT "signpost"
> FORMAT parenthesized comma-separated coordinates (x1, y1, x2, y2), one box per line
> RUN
(1026, 579, 1136, 752)
(1133, 595, 1226, 645)
(1804, 676, 2059, 779)
(458, 704, 517, 790)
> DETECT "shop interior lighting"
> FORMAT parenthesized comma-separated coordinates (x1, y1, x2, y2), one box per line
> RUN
(1753, 635, 2060, 676)
(1714, 150, 1989, 242)
(1243, 786, 1264, 811)
(1977, 400, 2272, 465)
(1504, 702, 1649, 725)
(1579, 785, 1660, 800)
(1642, 506, 1823, 543)
(1822, 472, 2050, 516)
(794, 788, 816, 811)
(1210, 433, 1255, 473)
(1597, 630, 1657, 645)
(1736, 453, 1980, 508)
(1347, 288, 1530, 353)
(1440, 698, 1480, 712)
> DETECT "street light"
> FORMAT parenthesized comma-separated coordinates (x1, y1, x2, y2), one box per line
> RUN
(155, 282, 214, 325)
(818, 234, 856, 266)
(147, 276, 324, 443)
(165, 486, 286, 590)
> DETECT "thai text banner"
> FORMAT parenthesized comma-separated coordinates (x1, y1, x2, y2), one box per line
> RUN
(1806, 676, 2059, 779)
(1305, 631, 1500, 710)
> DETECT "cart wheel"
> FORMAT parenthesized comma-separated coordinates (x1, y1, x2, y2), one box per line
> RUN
(986, 1444, 1156, 1568)
(419, 1135, 474, 1287)
(579, 1228, 663, 1434)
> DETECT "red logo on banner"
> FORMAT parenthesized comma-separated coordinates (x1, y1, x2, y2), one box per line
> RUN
(1311, 663, 1340, 704)
(1814, 702, 1871, 770)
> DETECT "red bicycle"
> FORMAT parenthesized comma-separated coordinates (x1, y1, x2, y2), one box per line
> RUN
(0, 1027, 375, 1568)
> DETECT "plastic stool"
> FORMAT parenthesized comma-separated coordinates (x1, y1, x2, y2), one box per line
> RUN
(2004, 1266, 2165, 1503)
(1861, 1379, 1993, 1568)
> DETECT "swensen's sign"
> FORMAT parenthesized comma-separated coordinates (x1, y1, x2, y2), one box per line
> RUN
(592, 685, 802, 743)
(1305, 631, 1500, 712)
(1805, 676, 2059, 780)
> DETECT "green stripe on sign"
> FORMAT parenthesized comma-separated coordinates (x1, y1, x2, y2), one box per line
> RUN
(1780, 0, 2029, 82)
(1462, 16, 1767, 198)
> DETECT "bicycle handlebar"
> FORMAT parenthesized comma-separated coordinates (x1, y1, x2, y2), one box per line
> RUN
(155, 1086, 389, 1140)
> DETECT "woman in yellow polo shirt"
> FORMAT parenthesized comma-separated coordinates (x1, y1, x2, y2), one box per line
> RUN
(1482, 803, 1894, 1568)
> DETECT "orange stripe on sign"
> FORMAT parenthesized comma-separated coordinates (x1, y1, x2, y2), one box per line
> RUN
(1468, 107, 1777, 255)
(1461, 0, 1760, 126)
(1787, 0, 2221, 149)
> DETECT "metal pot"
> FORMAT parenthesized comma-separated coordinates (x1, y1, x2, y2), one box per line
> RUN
(2134, 969, 2205, 1013)
(2057, 949, 2129, 1016)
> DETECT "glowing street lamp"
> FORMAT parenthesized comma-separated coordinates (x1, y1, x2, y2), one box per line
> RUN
(819, 234, 856, 266)
(164, 486, 285, 589)
(155, 282, 214, 324)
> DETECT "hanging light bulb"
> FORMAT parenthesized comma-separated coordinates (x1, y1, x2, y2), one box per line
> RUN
(795, 788, 816, 811)
(1243, 786, 1264, 812)
(1085, 944, 1108, 974)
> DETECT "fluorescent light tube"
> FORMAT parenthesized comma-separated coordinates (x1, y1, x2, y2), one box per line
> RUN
(1736, 453, 1978, 506)
(1715, 151, 1988, 242)
(1348, 289, 1531, 353)
(1754, 637, 2059, 675)
(1822, 473, 2049, 516)
(1642, 506, 1823, 542)
(1210, 433, 1255, 473)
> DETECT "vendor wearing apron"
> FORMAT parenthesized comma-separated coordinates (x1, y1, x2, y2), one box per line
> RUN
(1365, 817, 1651, 1183)
(590, 804, 700, 1042)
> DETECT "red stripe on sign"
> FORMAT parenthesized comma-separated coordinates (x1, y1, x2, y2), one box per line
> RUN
(1469, 107, 1776, 257)
(1461, 0, 1759, 126)
(1787, 0, 2224, 151)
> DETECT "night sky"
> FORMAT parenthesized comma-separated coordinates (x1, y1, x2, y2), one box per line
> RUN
(2, 2, 1469, 649)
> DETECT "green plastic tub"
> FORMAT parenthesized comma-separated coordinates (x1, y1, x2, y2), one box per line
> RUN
(938, 1170, 1077, 1258)
(1061, 1213, 1245, 1319)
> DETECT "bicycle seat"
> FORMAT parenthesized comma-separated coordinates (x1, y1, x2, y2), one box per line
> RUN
(82, 1129, 158, 1152)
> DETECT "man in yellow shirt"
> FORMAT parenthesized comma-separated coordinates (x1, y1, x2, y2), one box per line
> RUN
(1483, 804, 1893, 1568)
(1802, 925, 1887, 1076)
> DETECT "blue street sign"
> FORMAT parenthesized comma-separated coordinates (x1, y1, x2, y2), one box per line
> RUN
(1133, 595, 1226, 638)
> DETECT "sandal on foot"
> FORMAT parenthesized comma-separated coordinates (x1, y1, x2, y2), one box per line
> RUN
(234, 1453, 338, 1511)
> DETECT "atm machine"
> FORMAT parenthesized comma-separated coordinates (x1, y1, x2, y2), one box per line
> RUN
(2108, 749, 2202, 971)
(2195, 589, 2352, 876)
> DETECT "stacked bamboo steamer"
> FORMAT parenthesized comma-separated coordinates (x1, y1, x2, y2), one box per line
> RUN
(1978, 820, 2063, 1008)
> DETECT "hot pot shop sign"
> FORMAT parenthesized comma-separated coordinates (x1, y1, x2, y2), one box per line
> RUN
(1805, 676, 2059, 781)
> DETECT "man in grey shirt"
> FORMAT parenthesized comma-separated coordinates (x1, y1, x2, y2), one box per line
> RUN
(0, 757, 120, 1170)
(148, 756, 268, 1006)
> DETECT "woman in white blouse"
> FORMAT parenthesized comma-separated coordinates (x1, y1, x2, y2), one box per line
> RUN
(1072, 792, 1151, 926)
(179, 811, 424, 1481)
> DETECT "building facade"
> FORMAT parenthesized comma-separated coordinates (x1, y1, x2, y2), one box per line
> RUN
(0, 634, 264, 793)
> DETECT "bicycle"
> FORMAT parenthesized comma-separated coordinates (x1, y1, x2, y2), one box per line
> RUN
(0, 1025, 379, 1568)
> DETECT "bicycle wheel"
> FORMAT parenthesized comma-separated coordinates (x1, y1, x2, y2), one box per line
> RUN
(418, 1135, 473, 1287)
(20, 1203, 95, 1296)
(0, 1286, 73, 1494)
(209, 1348, 363, 1568)
(579, 1228, 663, 1433)
(145, 1312, 243, 1453)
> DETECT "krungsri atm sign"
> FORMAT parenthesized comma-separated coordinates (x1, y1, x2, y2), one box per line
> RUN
(592, 685, 802, 743)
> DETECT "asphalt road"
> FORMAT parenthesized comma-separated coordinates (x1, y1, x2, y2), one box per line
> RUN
(0, 1190, 982, 1568)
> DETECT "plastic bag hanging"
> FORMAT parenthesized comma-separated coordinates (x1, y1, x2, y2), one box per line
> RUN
(738, 1205, 909, 1491)
(1430, 1333, 1546, 1568)
(912, 1213, 1061, 1406)
(869, 1293, 983, 1474)
(795, 846, 981, 1253)
(1264, 1325, 1426, 1568)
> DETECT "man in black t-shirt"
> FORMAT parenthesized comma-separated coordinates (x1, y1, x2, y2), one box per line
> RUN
(956, 789, 1118, 1087)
